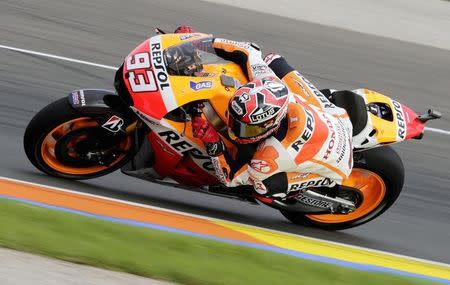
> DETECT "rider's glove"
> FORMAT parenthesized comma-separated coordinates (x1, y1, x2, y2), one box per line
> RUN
(192, 117, 224, 156)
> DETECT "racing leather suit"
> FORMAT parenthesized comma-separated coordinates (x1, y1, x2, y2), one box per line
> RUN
(210, 39, 354, 196)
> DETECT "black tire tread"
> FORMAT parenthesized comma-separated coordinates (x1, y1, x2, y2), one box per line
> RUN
(24, 98, 131, 180)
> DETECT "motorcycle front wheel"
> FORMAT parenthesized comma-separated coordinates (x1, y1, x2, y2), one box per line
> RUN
(280, 146, 404, 230)
(24, 98, 133, 180)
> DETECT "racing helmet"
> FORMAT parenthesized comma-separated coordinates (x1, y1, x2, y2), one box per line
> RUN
(227, 76, 290, 144)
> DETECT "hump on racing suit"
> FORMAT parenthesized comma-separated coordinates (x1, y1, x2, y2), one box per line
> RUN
(210, 38, 354, 196)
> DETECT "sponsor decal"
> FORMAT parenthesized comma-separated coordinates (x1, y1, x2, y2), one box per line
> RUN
(322, 117, 336, 160)
(211, 157, 227, 184)
(149, 36, 178, 111)
(215, 39, 252, 49)
(157, 130, 214, 171)
(205, 141, 224, 157)
(291, 107, 315, 151)
(251, 64, 269, 77)
(250, 159, 271, 173)
(71, 91, 80, 105)
(289, 177, 335, 191)
(263, 53, 281, 65)
(298, 72, 334, 108)
(250, 107, 276, 123)
(297, 194, 333, 209)
(238, 92, 250, 103)
(207, 142, 219, 156)
(392, 100, 406, 140)
(332, 119, 352, 169)
(290, 172, 311, 180)
(102, 115, 124, 133)
(179, 34, 199, 40)
(249, 177, 268, 195)
(293, 79, 309, 97)
(231, 100, 244, 115)
(263, 80, 289, 98)
(264, 80, 285, 93)
(71, 90, 86, 107)
(190, 80, 212, 91)
(150, 42, 170, 91)
(126, 52, 158, 92)
(79, 90, 86, 106)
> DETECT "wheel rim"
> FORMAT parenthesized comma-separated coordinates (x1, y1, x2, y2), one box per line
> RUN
(40, 117, 131, 175)
(305, 168, 386, 224)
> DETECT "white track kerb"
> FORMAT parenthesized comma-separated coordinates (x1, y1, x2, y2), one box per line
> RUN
(0, 43, 448, 137)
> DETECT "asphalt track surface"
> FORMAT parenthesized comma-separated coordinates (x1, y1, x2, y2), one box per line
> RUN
(0, 0, 449, 264)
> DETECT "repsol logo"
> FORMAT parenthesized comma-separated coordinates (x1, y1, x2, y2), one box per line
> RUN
(289, 177, 334, 191)
(291, 107, 315, 152)
(151, 43, 170, 91)
(392, 100, 406, 140)
(158, 130, 214, 171)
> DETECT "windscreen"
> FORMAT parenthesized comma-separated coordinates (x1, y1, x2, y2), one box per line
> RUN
(164, 37, 229, 76)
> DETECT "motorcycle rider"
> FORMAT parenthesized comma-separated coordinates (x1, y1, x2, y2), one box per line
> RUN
(175, 26, 354, 197)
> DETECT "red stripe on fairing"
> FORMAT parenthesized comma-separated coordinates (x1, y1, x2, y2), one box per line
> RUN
(402, 104, 425, 139)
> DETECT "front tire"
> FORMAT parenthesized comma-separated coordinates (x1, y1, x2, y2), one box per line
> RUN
(24, 98, 133, 179)
(280, 146, 404, 230)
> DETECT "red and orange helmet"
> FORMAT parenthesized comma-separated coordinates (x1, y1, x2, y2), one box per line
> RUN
(227, 76, 290, 144)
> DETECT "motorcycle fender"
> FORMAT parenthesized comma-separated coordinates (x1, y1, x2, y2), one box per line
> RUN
(68, 89, 117, 115)
(351, 89, 425, 148)
(67, 89, 135, 132)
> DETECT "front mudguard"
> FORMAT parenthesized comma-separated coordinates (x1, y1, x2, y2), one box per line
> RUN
(67, 89, 137, 128)
(67, 88, 146, 160)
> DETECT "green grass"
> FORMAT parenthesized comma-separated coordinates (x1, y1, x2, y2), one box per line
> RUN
(0, 199, 441, 285)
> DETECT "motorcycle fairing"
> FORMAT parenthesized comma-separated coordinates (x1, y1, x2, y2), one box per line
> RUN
(351, 88, 425, 148)
(121, 34, 429, 186)
(122, 33, 247, 121)
(135, 112, 220, 186)
(120, 34, 248, 185)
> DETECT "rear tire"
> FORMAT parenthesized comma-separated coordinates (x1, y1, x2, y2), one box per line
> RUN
(280, 146, 404, 230)
(24, 98, 133, 180)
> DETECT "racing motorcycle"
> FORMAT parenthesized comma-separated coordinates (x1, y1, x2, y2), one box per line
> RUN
(23, 30, 441, 230)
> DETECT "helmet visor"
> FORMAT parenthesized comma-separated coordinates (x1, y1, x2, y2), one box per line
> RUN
(227, 113, 275, 139)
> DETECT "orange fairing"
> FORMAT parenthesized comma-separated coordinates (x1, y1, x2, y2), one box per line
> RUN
(306, 168, 386, 223)
(121, 34, 250, 186)
(123, 33, 247, 121)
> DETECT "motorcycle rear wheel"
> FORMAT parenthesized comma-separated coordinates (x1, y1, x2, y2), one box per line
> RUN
(24, 98, 133, 179)
(280, 146, 404, 230)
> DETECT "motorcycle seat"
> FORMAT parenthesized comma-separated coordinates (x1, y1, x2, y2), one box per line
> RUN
(325, 90, 368, 136)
